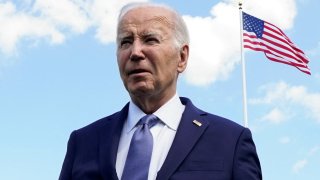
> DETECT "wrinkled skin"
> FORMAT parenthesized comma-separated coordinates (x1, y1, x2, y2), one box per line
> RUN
(116, 6, 189, 113)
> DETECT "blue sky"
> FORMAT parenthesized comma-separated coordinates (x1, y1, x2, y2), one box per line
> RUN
(0, 0, 319, 179)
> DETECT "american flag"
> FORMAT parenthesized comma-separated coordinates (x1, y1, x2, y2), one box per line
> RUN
(242, 12, 311, 75)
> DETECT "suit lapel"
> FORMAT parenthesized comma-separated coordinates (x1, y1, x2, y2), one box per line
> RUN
(99, 104, 129, 180)
(156, 98, 209, 180)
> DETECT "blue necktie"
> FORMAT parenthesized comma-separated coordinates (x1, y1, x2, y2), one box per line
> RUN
(121, 114, 159, 180)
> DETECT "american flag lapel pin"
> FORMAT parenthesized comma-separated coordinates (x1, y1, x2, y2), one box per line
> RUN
(193, 120, 202, 127)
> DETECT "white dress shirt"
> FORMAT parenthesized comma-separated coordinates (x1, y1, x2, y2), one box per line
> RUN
(116, 93, 185, 180)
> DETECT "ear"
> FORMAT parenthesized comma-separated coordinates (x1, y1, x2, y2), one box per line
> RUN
(177, 44, 189, 73)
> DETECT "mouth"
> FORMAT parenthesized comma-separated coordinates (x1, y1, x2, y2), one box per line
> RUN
(128, 69, 150, 76)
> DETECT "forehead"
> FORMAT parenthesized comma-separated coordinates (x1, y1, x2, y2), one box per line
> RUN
(118, 6, 175, 34)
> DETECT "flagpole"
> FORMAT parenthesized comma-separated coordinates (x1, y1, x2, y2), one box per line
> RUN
(239, 1, 248, 128)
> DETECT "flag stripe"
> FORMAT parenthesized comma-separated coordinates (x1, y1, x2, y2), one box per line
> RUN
(265, 53, 309, 69)
(244, 43, 309, 68)
(243, 32, 307, 65)
(262, 37, 304, 63)
(242, 12, 311, 75)
(244, 44, 311, 74)
(262, 32, 309, 64)
(265, 53, 311, 74)
(246, 24, 306, 63)
(263, 24, 309, 63)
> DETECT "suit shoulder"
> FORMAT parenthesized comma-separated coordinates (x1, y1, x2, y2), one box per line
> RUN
(195, 108, 246, 137)
(198, 111, 252, 145)
(181, 97, 245, 132)
(206, 112, 244, 130)
(74, 109, 125, 135)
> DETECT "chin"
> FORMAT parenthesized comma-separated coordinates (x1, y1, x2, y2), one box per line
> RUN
(128, 86, 154, 97)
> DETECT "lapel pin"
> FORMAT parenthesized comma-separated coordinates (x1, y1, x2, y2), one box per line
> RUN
(193, 120, 202, 127)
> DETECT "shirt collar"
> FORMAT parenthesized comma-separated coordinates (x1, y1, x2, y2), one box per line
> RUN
(125, 93, 185, 133)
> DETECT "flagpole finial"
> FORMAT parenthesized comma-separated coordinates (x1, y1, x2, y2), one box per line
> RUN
(239, 1, 243, 10)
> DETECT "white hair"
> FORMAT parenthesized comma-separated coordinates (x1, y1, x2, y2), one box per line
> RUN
(117, 2, 190, 48)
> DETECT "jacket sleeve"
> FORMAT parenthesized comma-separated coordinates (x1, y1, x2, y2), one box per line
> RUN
(59, 131, 77, 180)
(233, 128, 262, 180)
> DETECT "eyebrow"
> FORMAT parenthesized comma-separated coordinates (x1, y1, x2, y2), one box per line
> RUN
(141, 31, 161, 37)
(117, 32, 133, 42)
(118, 31, 161, 40)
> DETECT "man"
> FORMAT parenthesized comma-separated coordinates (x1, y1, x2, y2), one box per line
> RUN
(59, 2, 262, 180)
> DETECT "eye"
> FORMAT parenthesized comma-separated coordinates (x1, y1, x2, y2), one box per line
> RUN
(119, 38, 132, 48)
(145, 36, 160, 45)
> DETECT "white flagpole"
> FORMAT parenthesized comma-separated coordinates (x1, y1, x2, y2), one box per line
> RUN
(239, 1, 249, 127)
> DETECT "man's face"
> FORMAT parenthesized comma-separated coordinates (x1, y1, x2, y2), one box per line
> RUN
(116, 7, 188, 101)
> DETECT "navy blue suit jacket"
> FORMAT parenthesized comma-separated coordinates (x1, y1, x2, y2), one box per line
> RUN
(59, 97, 262, 180)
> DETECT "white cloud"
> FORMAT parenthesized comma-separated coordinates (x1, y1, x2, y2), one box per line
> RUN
(33, 0, 91, 34)
(0, 0, 147, 55)
(0, 0, 298, 84)
(183, 3, 239, 85)
(291, 145, 320, 174)
(87, 0, 148, 44)
(261, 108, 287, 124)
(249, 82, 290, 105)
(250, 81, 320, 123)
(244, 0, 296, 30)
(308, 145, 320, 157)
(292, 159, 307, 173)
(291, 145, 319, 174)
(279, 136, 291, 144)
(0, 2, 64, 54)
(183, 0, 297, 85)
(306, 41, 320, 58)
(285, 85, 320, 121)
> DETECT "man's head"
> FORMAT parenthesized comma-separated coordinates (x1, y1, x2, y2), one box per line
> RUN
(116, 2, 189, 112)
(117, 3, 189, 48)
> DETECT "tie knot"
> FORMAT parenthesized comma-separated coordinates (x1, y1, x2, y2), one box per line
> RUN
(138, 114, 158, 128)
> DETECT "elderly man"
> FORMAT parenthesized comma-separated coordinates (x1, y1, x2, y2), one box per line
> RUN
(59, 2, 262, 180)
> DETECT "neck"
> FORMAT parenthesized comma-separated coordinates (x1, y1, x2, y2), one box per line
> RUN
(130, 91, 176, 114)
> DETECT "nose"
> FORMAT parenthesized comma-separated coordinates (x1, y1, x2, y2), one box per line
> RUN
(130, 40, 145, 61)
